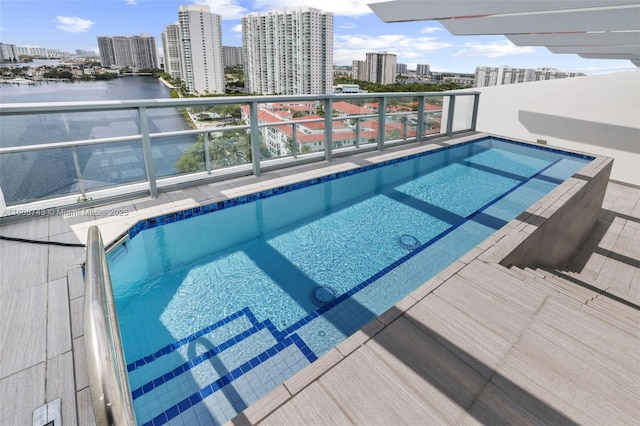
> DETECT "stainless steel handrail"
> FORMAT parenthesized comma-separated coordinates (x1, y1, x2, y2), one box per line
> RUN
(84, 226, 136, 425)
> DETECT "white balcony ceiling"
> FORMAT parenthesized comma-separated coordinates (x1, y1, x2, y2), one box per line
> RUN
(368, 0, 640, 67)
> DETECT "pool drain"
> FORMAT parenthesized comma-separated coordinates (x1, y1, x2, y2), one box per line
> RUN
(398, 234, 420, 250)
(311, 285, 337, 306)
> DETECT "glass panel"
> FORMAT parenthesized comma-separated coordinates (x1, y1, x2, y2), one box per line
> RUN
(153, 133, 200, 177)
(0, 148, 80, 204)
(451, 95, 475, 132)
(332, 97, 378, 150)
(384, 96, 419, 145)
(255, 100, 319, 160)
(0, 110, 140, 147)
(77, 141, 147, 190)
(424, 96, 444, 137)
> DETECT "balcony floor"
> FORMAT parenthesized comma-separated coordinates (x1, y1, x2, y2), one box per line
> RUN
(0, 135, 638, 426)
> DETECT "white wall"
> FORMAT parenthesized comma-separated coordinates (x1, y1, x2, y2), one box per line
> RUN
(469, 71, 640, 185)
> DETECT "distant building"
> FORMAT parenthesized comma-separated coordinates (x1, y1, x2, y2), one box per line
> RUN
(242, 7, 334, 95)
(161, 24, 183, 80)
(0, 43, 18, 62)
(475, 66, 585, 87)
(364, 52, 397, 85)
(223, 46, 243, 67)
(333, 84, 363, 93)
(1, 44, 70, 61)
(416, 63, 430, 75)
(333, 65, 352, 76)
(97, 34, 159, 69)
(396, 63, 408, 75)
(352, 60, 366, 80)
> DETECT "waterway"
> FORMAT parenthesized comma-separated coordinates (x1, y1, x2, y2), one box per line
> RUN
(0, 77, 195, 204)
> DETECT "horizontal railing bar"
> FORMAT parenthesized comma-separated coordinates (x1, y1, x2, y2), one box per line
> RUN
(0, 135, 144, 154)
(0, 91, 479, 116)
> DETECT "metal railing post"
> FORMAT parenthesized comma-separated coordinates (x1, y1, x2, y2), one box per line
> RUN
(471, 93, 480, 131)
(416, 96, 425, 142)
(446, 95, 456, 137)
(324, 97, 333, 161)
(292, 123, 298, 158)
(71, 145, 89, 201)
(377, 96, 386, 151)
(355, 117, 360, 148)
(204, 132, 211, 174)
(249, 101, 261, 176)
(137, 106, 158, 198)
(402, 114, 408, 140)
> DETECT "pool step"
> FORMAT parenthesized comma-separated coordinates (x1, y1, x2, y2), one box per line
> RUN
(126, 307, 318, 426)
(136, 332, 316, 426)
(510, 266, 640, 334)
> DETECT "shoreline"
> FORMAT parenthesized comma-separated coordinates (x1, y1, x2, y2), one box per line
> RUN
(158, 76, 178, 90)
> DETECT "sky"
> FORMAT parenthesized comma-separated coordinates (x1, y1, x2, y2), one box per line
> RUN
(0, 0, 637, 75)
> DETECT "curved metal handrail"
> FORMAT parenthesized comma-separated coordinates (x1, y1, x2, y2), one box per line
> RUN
(84, 226, 136, 425)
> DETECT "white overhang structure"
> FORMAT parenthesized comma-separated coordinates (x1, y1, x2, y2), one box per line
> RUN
(368, 0, 640, 67)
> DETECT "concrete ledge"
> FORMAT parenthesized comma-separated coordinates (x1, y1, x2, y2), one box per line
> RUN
(492, 156, 613, 268)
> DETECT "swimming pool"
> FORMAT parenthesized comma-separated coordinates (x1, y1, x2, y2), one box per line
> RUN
(108, 136, 593, 425)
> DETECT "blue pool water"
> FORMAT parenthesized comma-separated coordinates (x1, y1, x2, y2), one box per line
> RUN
(108, 137, 592, 425)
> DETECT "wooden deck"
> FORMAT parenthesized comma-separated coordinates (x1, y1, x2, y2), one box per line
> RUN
(0, 136, 638, 426)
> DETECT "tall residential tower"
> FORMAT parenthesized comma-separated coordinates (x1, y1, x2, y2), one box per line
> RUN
(97, 34, 158, 69)
(364, 52, 397, 85)
(161, 23, 183, 81)
(242, 7, 333, 95)
(173, 4, 225, 94)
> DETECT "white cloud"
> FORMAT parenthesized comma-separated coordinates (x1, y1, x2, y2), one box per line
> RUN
(195, 0, 249, 19)
(125, 0, 137, 5)
(251, 0, 381, 17)
(566, 64, 639, 75)
(56, 16, 94, 33)
(333, 34, 452, 65)
(231, 24, 243, 33)
(339, 22, 356, 30)
(452, 40, 537, 58)
(419, 27, 442, 34)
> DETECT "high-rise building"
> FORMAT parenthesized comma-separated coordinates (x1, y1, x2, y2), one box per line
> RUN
(223, 46, 243, 67)
(176, 4, 225, 94)
(364, 52, 397, 85)
(97, 34, 158, 69)
(162, 23, 183, 80)
(352, 60, 366, 80)
(416, 63, 430, 75)
(396, 63, 408, 75)
(474, 66, 585, 87)
(242, 7, 334, 95)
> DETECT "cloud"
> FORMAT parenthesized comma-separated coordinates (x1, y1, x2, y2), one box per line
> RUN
(419, 27, 442, 34)
(125, 0, 137, 5)
(231, 24, 243, 33)
(195, 0, 249, 19)
(333, 34, 452, 65)
(56, 16, 94, 33)
(452, 40, 537, 58)
(339, 22, 356, 30)
(251, 0, 381, 17)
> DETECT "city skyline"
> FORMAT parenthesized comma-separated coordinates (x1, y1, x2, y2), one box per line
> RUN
(1, 0, 638, 75)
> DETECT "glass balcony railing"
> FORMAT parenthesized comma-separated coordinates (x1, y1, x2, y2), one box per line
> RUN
(0, 92, 479, 216)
